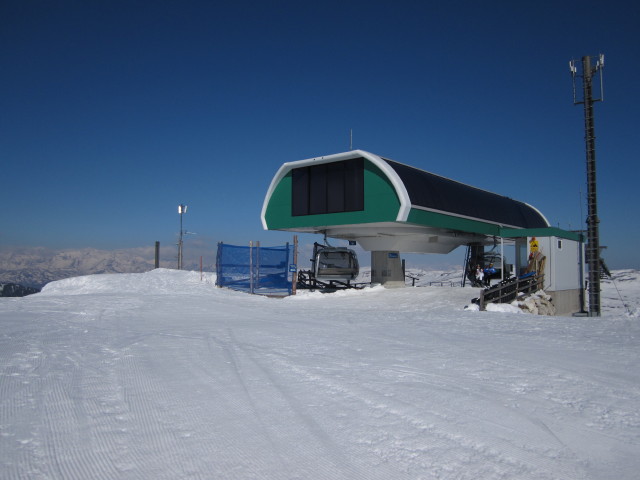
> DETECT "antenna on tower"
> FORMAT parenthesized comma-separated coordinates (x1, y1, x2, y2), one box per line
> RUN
(569, 59, 578, 103)
(597, 53, 605, 101)
(571, 54, 604, 104)
(349, 129, 353, 150)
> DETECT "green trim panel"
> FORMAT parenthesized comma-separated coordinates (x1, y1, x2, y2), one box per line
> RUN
(264, 161, 401, 230)
(499, 227, 583, 242)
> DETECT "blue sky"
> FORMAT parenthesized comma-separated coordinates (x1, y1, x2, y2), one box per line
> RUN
(2, 1, 639, 269)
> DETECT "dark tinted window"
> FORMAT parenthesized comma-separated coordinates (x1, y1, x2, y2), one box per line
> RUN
(326, 162, 345, 213)
(291, 168, 309, 216)
(292, 158, 364, 216)
(344, 159, 364, 212)
(308, 163, 328, 215)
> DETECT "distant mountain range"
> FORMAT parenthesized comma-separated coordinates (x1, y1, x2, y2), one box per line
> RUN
(0, 246, 170, 289)
(0, 245, 462, 293)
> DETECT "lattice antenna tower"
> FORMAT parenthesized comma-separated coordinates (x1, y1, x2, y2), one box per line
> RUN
(569, 54, 604, 316)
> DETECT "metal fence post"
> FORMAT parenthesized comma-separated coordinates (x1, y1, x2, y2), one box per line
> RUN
(249, 241, 254, 294)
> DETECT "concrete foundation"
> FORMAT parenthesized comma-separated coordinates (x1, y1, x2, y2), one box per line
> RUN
(549, 289, 585, 316)
(371, 251, 405, 287)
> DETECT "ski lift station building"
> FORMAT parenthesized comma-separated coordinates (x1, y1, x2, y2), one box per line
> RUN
(261, 150, 585, 314)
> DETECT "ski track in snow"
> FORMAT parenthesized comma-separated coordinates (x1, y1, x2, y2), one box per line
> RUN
(1, 268, 639, 479)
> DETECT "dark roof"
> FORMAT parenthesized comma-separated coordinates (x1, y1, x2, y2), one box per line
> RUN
(384, 159, 549, 229)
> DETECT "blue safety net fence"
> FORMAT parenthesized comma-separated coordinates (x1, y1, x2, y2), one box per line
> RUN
(215, 242, 294, 296)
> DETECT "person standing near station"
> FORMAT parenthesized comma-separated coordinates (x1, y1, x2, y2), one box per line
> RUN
(483, 263, 496, 286)
(475, 264, 484, 287)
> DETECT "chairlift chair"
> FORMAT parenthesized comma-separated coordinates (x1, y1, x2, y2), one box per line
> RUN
(312, 243, 359, 282)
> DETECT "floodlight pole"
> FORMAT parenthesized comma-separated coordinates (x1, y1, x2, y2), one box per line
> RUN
(178, 204, 187, 270)
(571, 55, 604, 316)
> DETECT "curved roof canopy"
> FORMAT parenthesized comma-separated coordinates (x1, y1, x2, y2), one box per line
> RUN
(262, 150, 550, 253)
(383, 159, 548, 229)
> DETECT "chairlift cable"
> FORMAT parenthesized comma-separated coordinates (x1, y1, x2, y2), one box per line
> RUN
(610, 276, 632, 316)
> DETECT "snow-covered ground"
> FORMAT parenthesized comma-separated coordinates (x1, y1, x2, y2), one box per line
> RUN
(1, 268, 638, 479)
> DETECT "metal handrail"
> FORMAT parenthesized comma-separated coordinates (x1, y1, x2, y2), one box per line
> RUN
(478, 274, 544, 311)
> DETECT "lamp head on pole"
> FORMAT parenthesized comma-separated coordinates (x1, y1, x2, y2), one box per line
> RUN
(178, 204, 188, 214)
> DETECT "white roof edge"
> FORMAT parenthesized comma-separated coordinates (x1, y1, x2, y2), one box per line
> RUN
(261, 161, 290, 229)
(523, 202, 551, 227)
(261, 150, 411, 229)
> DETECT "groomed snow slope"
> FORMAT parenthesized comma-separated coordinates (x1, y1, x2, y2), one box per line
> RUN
(1, 269, 639, 479)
